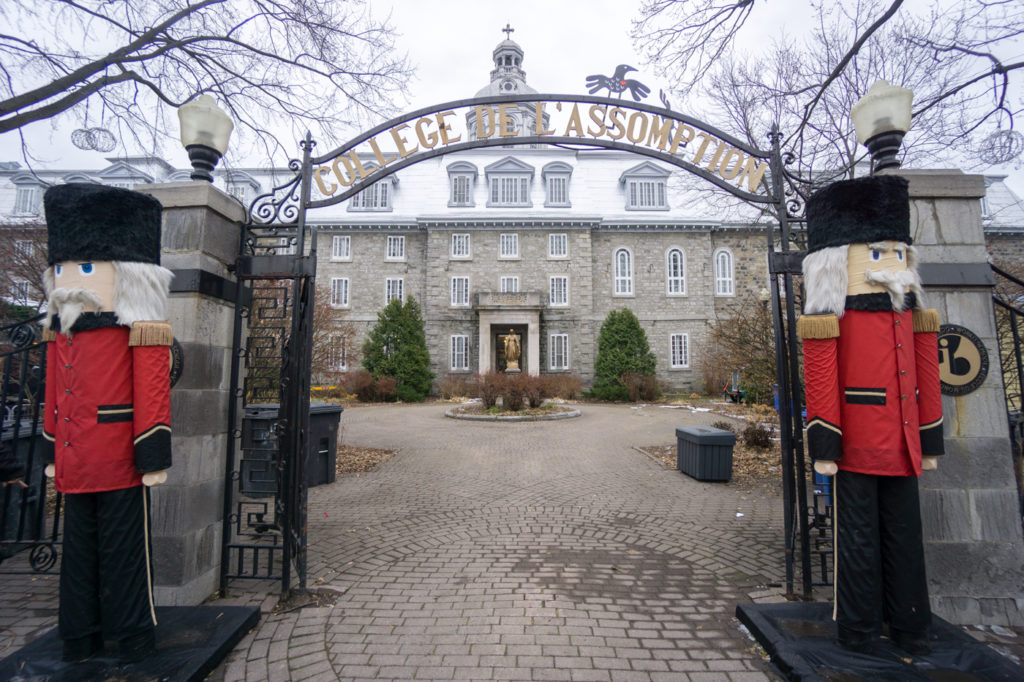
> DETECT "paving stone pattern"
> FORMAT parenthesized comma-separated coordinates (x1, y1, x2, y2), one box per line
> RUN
(2, 403, 785, 680)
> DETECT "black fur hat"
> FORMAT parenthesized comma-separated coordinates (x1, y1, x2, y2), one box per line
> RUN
(806, 175, 910, 253)
(44, 183, 163, 265)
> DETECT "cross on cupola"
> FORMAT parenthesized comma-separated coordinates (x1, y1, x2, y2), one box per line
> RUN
(502, 23, 514, 39)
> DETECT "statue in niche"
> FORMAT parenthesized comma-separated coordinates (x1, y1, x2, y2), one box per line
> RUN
(503, 329, 521, 372)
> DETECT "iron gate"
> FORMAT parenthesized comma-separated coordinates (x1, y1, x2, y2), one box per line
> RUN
(992, 264, 1024, 520)
(220, 139, 317, 596)
(0, 314, 61, 575)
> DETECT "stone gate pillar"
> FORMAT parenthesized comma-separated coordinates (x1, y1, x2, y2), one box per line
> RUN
(138, 181, 244, 605)
(901, 169, 1024, 626)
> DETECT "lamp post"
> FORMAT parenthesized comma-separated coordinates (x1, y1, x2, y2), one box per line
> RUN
(851, 80, 913, 174)
(177, 94, 234, 183)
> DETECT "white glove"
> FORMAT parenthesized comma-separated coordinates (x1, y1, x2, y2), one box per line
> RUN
(142, 470, 168, 487)
(813, 460, 838, 477)
(44, 464, 55, 478)
(921, 456, 938, 472)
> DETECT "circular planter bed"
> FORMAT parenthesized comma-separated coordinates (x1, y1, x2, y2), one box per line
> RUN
(445, 401, 580, 422)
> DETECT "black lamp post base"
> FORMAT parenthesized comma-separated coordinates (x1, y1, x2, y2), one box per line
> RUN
(865, 130, 906, 174)
(185, 144, 222, 183)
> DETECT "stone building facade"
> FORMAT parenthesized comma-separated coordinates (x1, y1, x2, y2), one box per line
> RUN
(2, 37, 1023, 394)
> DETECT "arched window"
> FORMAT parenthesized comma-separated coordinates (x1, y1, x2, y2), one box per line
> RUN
(714, 249, 734, 296)
(614, 248, 633, 295)
(666, 248, 685, 295)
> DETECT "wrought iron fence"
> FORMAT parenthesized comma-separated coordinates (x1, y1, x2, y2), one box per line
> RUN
(991, 264, 1024, 519)
(0, 314, 61, 574)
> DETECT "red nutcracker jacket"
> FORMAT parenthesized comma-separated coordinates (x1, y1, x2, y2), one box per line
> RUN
(42, 317, 172, 493)
(799, 303, 944, 477)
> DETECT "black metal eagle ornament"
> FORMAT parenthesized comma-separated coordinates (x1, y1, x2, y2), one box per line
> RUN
(585, 64, 651, 102)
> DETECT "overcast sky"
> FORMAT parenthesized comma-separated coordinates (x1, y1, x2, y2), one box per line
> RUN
(8, 0, 1023, 195)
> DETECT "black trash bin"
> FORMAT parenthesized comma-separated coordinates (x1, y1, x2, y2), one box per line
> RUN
(240, 402, 343, 497)
(676, 426, 735, 482)
(1, 418, 47, 557)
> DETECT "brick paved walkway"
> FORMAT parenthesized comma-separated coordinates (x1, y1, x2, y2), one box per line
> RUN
(2, 402, 788, 680)
(220, 403, 787, 680)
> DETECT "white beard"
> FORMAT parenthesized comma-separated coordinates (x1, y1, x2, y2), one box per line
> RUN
(864, 268, 925, 312)
(46, 287, 104, 336)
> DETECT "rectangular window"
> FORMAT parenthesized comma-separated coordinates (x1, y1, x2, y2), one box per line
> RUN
(549, 334, 569, 370)
(386, 277, 404, 302)
(386, 235, 405, 260)
(450, 335, 470, 371)
(451, 233, 471, 258)
(670, 333, 689, 369)
(329, 334, 348, 371)
(10, 278, 30, 303)
(499, 233, 519, 258)
(450, 276, 469, 307)
(14, 240, 34, 259)
(329, 277, 349, 307)
(546, 176, 568, 205)
(500, 276, 519, 293)
(228, 184, 249, 205)
(450, 175, 472, 206)
(549, 276, 568, 306)
(278, 236, 296, 255)
(489, 176, 530, 206)
(548, 233, 568, 258)
(14, 187, 39, 214)
(627, 179, 667, 209)
(331, 235, 351, 260)
(350, 182, 390, 210)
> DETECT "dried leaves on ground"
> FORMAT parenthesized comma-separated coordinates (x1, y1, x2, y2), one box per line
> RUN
(335, 444, 395, 475)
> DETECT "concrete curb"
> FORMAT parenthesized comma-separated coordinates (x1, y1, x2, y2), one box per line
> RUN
(444, 407, 581, 422)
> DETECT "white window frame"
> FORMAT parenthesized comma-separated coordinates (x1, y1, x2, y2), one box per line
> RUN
(499, 233, 519, 259)
(450, 276, 470, 307)
(15, 240, 34, 260)
(10, 278, 30, 304)
(386, 235, 405, 261)
(626, 178, 668, 210)
(614, 247, 634, 296)
(670, 333, 690, 369)
(500, 276, 519, 293)
(348, 181, 391, 211)
(549, 333, 569, 371)
(548, 233, 568, 259)
(329, 334, 348, 371)
(545, 175, 570, 207)
(488, 175, 531, 207)
(714, 248, 735, 296)
(278, 236, 296, 255)
(666, 247, 686, 296)
(450, 335, 470, 371)
(549, 276, 569, 307)
(450, 174, 474, 207)
(227, 183, 250, 205)
(451, 233, 471, 259)
(329, 277, 349, 308)
(385, 277, 404, 303)
(13, 186, 40, 215)
(331, 235, 351, 261)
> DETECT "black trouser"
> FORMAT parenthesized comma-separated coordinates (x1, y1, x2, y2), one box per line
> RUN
(60, 486, 155, 654)
(834, 470, 931, 645)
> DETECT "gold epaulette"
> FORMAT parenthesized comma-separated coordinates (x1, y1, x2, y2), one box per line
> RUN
(129, 321, 173, 347)
(913, 309, 940, 334)
(797, 314, 840, 340)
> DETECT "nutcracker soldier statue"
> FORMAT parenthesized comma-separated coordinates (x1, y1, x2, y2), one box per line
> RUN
(798, 175, 943, 655)
(39, 183, 174, 662)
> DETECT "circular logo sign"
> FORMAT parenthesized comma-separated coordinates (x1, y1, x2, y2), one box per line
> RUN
(938, 324, 989, 396)
(169, 337, 185, 388)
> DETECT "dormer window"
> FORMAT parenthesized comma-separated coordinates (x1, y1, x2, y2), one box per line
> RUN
(485, 157, 534, 208)
(10, 173, 43, 215)
(349, 180, 393, 211)
(225, 171, 260, 207)
(543, 162, 573, 208)
(447, 162, 478, 207)
(620, 161, 670, 211)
